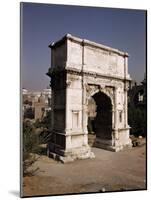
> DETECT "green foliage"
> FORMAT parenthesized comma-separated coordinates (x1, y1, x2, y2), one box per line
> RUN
(128, 106, 146, 137)
(23, 120, 40, 159)
(23, 120, 41, 176)
(23, 111, 52, 176)
(35, 111, 52, 130)
(24, 108, 34, 119)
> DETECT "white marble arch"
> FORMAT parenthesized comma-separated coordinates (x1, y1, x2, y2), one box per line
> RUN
(47, 34, 132, 163)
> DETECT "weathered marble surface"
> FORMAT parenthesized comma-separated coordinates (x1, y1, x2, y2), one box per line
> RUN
(47, 34, 132, 162)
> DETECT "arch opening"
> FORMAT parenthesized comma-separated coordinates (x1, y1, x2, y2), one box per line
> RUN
(87, 91, 112, 145)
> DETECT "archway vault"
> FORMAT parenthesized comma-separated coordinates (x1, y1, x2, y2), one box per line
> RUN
(89, 91, 113, 141)
(47, 34, 132, 163)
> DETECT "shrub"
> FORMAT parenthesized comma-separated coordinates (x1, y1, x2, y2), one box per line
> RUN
(23, 120, 40, 176)
(128, 106, 146, 137)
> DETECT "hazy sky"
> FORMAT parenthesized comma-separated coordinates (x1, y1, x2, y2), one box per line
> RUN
(21, 3, 146, 91)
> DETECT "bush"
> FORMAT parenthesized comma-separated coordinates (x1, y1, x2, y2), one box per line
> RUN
(23, 120, 40, 176)
(128, 106, 146, 137)
(22, 111, 52, 176)
(24, 107, 34, 119)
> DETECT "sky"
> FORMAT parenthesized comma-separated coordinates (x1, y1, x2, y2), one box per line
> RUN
(21, 3, 146, 91)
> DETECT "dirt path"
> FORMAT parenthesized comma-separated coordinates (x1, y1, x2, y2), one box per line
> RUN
(23, 145, 146, 197)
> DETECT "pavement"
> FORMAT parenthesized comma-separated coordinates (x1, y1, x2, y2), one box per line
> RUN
(23, 143, 146, 197)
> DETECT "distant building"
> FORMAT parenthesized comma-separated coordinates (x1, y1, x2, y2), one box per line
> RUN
(22, 88, 28, 95)
(22, 88, 51, 120)
(128, 75, 146, 108)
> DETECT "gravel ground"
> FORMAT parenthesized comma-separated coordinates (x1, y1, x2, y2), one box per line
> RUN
(23, 143, 146, 197)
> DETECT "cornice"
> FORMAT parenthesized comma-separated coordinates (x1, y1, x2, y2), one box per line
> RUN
(49, 33, 129, 57)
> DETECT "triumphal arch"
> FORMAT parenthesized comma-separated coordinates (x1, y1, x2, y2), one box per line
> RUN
(47, 34, 132, 162)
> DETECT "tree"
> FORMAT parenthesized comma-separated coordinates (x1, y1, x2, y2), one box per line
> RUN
(128, 106, 146, 137)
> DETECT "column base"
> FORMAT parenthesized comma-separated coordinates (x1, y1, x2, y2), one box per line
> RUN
(94, 137, 132, 152)
(47, 142, 95, 163)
